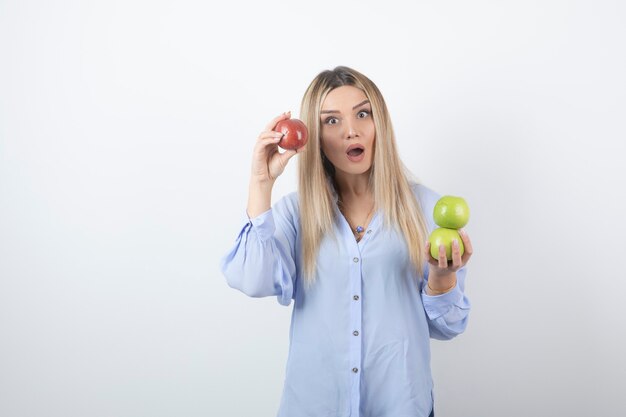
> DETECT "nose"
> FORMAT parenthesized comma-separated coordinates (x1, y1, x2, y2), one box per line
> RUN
(345, 120, 359, 139)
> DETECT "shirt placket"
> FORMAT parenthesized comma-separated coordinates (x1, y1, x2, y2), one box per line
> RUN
(349, 246, 363, 416)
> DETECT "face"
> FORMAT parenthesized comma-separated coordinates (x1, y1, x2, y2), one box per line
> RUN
(319, 85, 376, 177)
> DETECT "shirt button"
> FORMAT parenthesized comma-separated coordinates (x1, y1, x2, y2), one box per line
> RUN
(352, 367, 359, 373)
(353, 295, 359, 301)
(367, 230, 372, 234)
(353, 257, 359, 263)
(353, 330, 359, 336)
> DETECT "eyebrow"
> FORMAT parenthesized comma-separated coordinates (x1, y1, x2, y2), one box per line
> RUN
(320, 99, 371, 114)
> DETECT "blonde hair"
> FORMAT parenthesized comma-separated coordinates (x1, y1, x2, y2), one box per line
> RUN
(298, 66, 429, 288)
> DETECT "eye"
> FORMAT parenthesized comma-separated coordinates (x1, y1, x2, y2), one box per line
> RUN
(324, 117, 339, 125)
(357, 110, 370, 119)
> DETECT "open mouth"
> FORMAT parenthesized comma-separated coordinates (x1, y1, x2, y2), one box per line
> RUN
(346, 144, 366, 162)
(346, 145, 365, 157)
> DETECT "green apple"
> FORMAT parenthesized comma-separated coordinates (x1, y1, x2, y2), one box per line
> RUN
(433, 195, 470, 229)
(429, 227, 464, 260)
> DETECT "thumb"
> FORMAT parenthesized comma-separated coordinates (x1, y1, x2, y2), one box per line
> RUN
(281, 149, 298, 164)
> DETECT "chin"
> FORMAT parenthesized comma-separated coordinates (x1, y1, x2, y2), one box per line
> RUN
(337, 163, 373, 176)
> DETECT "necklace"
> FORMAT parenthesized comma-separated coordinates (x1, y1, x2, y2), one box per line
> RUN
(338, 200, 376, 238)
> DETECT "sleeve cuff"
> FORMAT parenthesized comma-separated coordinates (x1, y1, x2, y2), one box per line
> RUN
(422, 282, 465, 320)
(245, 208, 276, 242)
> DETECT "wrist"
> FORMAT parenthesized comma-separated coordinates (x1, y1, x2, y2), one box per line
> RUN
(426, 279, 456, 295)
(249, 176, 275, 189)
(247, 178, 274, 219)
(426, 270, 457, 295)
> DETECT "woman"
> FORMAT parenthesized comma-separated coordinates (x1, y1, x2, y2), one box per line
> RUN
(221, 66, 473, 417)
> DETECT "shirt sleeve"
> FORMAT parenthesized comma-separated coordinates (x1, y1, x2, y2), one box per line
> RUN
(411, 182, 471, 340)
(219, 196, 297, 306)
(421, 266, 471, 340)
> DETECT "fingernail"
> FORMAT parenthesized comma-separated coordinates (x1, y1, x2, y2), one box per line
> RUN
(452, 239, 458, 247)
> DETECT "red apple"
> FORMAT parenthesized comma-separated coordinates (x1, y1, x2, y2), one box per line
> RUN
(274, 118, 309, 151)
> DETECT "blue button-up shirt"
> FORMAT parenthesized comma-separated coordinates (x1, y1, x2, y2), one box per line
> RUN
(221, 183, 471, 417)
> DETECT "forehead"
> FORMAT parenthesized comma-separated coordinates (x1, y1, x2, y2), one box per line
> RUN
(321, 85, 368, 110)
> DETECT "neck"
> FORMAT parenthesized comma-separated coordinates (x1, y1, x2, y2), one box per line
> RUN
(333, 171, 372, 202)
(333, 172, 376, 240)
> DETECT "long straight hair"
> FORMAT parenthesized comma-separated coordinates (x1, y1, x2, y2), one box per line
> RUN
(298, 66, 429, 288)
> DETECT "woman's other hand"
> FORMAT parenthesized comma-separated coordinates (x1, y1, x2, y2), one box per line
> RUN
(424, 229, 474, 294)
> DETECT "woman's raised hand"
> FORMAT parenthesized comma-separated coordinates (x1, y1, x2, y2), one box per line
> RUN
(251, 111, 299, 184)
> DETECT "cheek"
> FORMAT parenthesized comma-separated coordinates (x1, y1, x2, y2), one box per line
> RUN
(364, 120, 376, 138)
(320, 139, 334, 160)
(365, 126, 376, 149)
(321, 135, 341, 154)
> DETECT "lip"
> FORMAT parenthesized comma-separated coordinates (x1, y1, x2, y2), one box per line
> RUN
(346, 144, 366, 162)
(346, 144, 365, 153)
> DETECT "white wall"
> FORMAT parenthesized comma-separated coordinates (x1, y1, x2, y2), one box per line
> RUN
(1, 1, 625, 416)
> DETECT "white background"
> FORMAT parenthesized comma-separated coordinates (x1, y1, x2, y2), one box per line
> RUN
(1, 1, 625, 416)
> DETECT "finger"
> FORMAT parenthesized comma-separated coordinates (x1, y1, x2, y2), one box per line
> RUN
(258, 131, 285, 141)
(458, 229, 473, 263)
(254, 139, 280, 159)
(438, 244, 448, 269)
(255, 136, 283, 151)
(264, 111, 291, 132)
(424, 241, 438, 266)
(451, 239, 462, 268)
